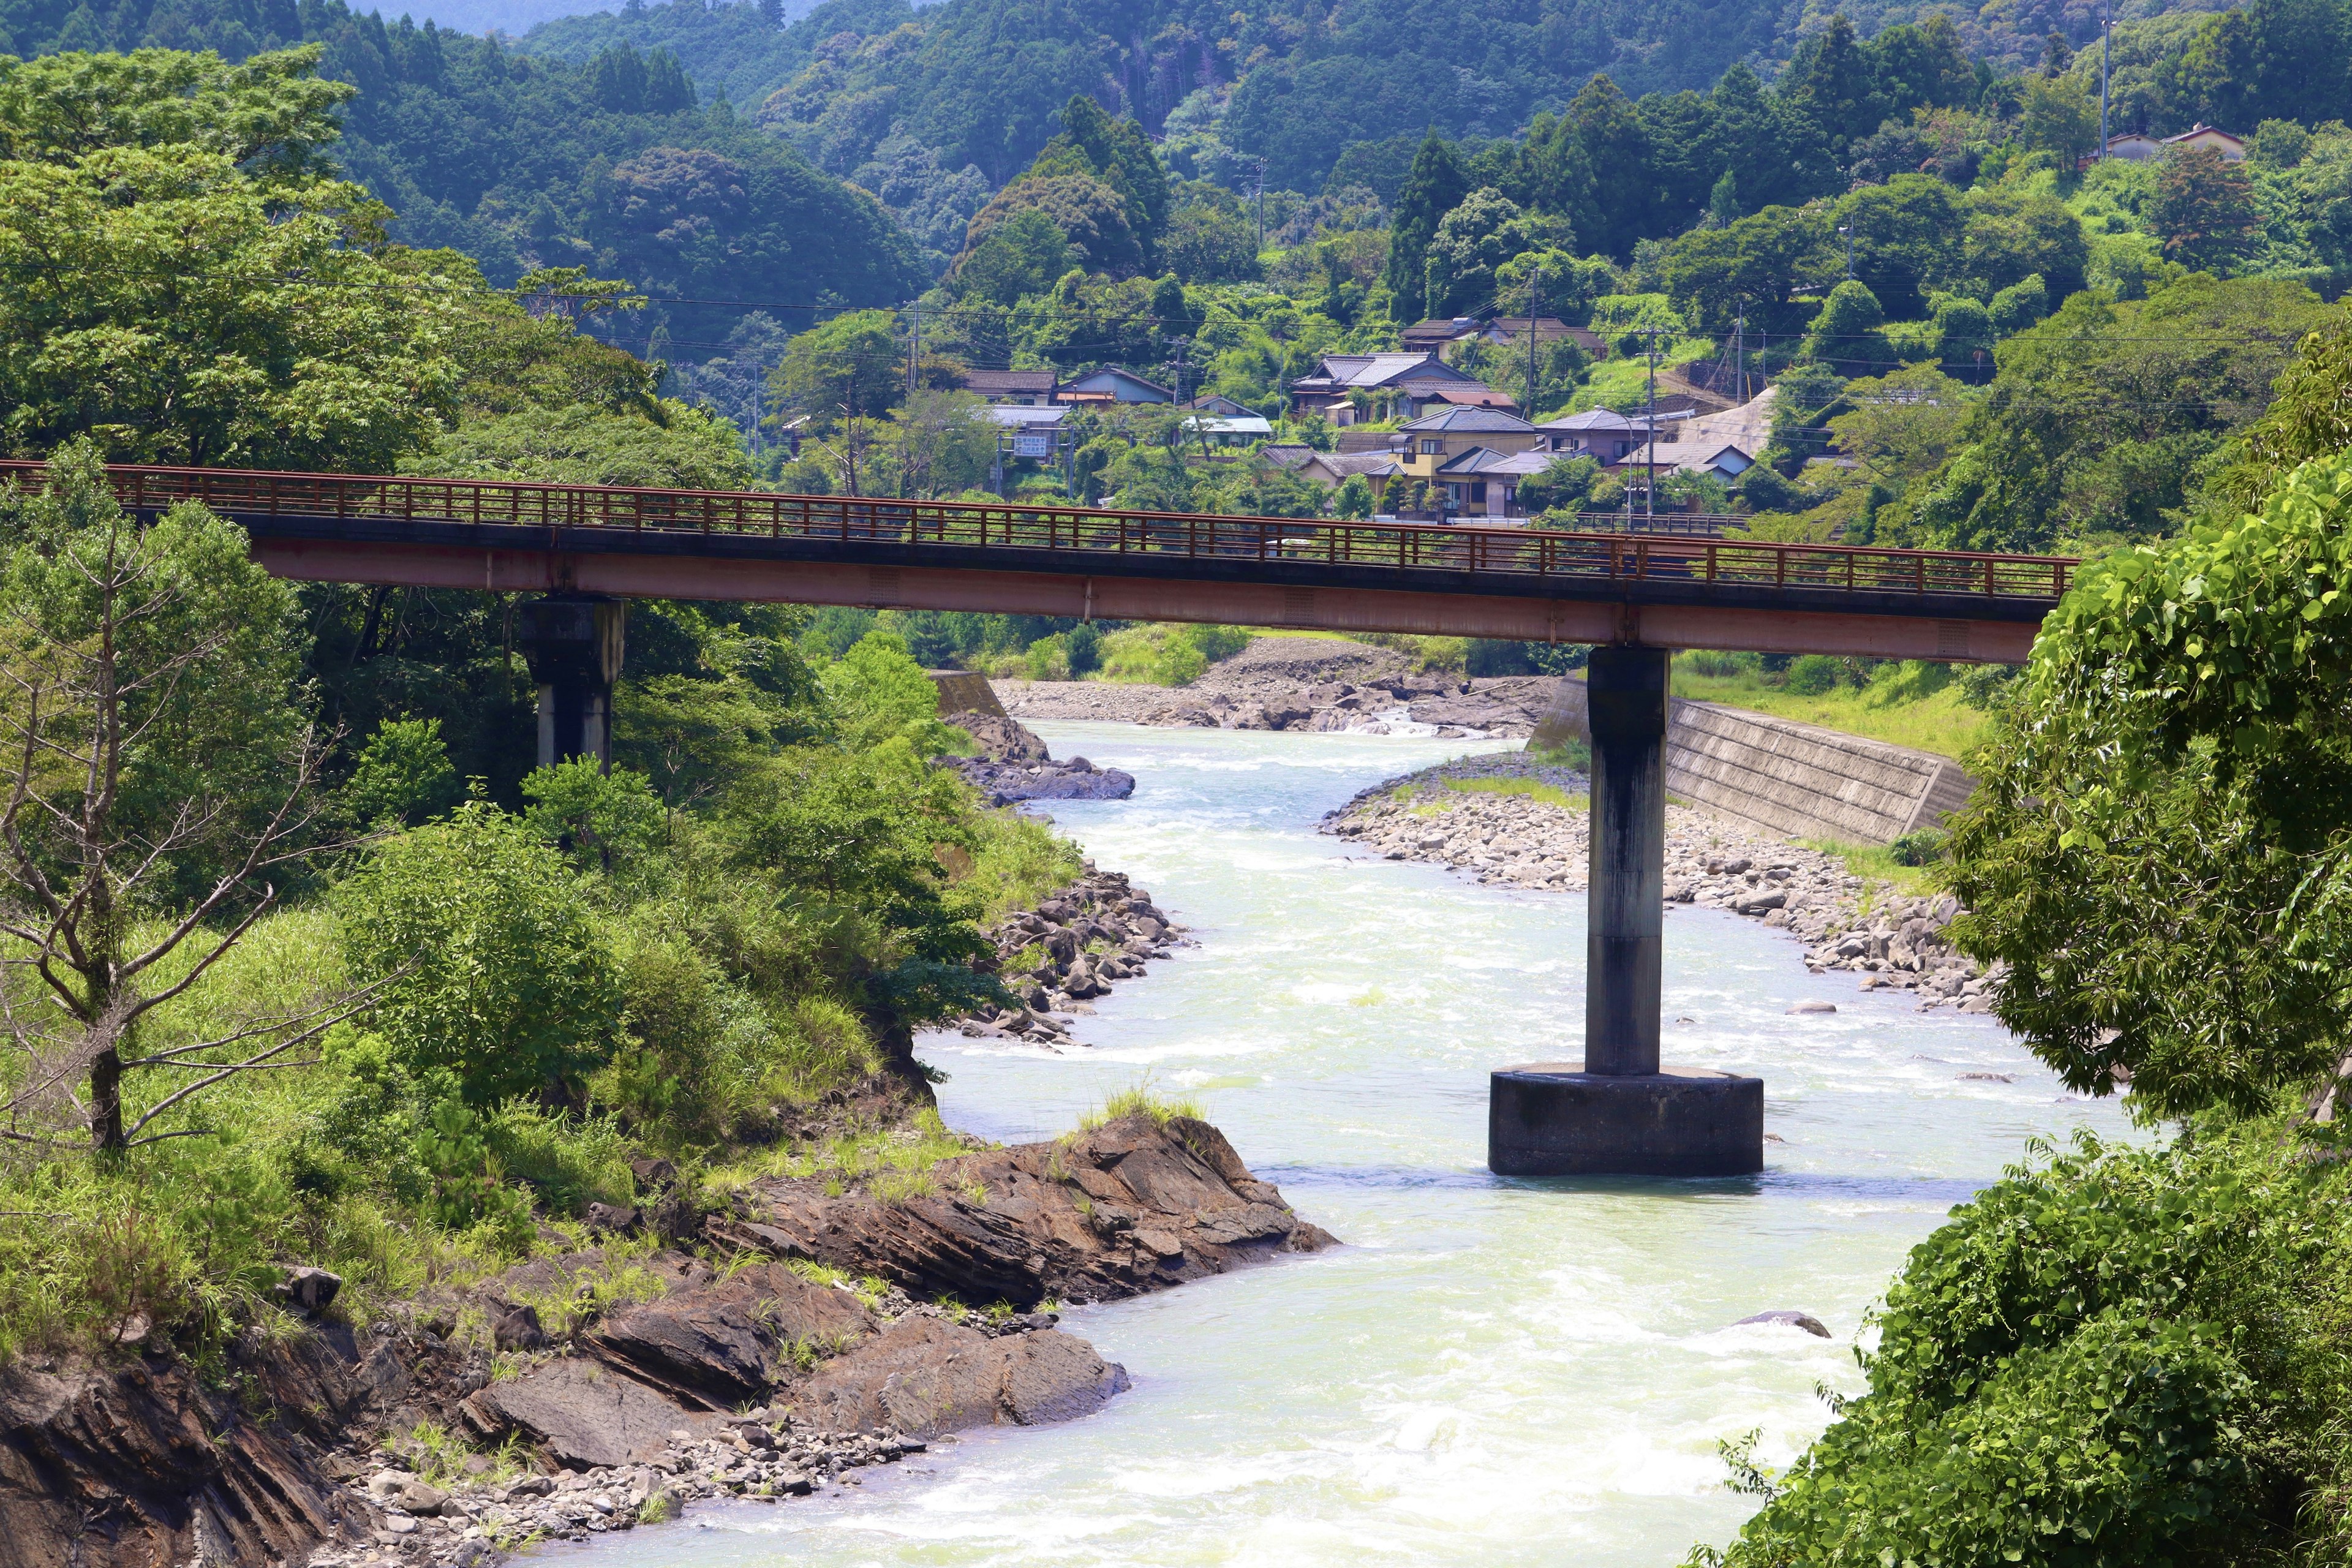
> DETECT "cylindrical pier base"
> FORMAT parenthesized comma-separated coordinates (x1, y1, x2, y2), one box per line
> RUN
(1488, 1063, 1764, 1177)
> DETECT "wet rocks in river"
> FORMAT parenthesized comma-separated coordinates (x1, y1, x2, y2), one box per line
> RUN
(1736, 1310, 1833, 1338)
(961, 867, 1188, 1045)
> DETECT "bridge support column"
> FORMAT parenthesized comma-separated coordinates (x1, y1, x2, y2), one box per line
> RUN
(1488, 645, 1763, 1177)
(516, 594, 626, 772)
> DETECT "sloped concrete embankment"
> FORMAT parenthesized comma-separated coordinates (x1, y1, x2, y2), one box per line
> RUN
(1532, 677, 1974, 846)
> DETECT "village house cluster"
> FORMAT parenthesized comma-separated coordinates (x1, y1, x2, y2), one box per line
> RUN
(948, 312, 1767, 525)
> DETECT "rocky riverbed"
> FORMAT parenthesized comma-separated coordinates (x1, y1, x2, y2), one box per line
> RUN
(1323, 752, 1999, 1013)
(957, 865, 1189, 1047)
(995, 636, 1562, 738)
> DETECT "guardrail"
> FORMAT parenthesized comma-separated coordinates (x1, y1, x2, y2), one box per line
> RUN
(0, 463, 2076, 603)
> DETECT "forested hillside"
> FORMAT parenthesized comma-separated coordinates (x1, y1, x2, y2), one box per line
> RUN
(0, 0, 921, 341)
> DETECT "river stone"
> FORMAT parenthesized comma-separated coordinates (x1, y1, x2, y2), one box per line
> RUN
(587, 1263, 873, 1401)
(1736, 1310, 1832, 1338)
(1786, 1000, 1838, 1015)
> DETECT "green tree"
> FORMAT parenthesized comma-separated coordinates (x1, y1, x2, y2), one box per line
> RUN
(522, 758, 665, 872)
(342, 718, 461, 827)
(1912, 275, 2329, 551)
(0, 137, 461, 467)
(819, 630, 957, 754)
(2152, 143, 2261, 273)
(1947, 448, 2352, 1118)
(1832, 173, 1965, 320)
(1384, 133, 1471, 323)
(953, 208, 1074, 304)
(2018, 74, 2100, 167)
(1662, 205, 1833, 333)
(771, 309, 904, 429)
(339, 801, 623, 1106)
(880, 389, 998, 499)
(413, 400, 756, 489)
(0, 446, 320, 1155)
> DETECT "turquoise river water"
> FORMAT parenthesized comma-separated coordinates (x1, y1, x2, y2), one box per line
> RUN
(578, 721, 2128, 1567)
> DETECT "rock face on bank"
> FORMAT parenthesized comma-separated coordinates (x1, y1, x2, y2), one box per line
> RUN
(708, 1113, 1333, 1310)
(1324, 752, 1998, 1012)
(995, 636, 1562, 737)
(0, 1117, 1327, 1567)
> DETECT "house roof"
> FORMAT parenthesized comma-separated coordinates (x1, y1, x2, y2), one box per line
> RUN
(985, 405, 1069, 428)
(1411, 382, 1520, 410)
(959, 369, 1056, 394)
(1401, 406, 1537, 434)
(1541, 409, 1638, 432)
(1436, 445, 1558, 476)
(1399, 317, 1483, 345)
(1336, 429, 1406, 454)
(1678, 443, 1755, 475)
(2165, 123, 2246, 151)
(1311, 352, 1477, 390)
(1059, 366, 1174, 401)
(1188, 393, 1254, 415)
(1182, 413, 1274, 436)
(1263, 446, 1402, 480)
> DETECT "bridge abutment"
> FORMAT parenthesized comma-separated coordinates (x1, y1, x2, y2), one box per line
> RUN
(516, 594, 626, 772)
(1488, 645, 1764, 1178)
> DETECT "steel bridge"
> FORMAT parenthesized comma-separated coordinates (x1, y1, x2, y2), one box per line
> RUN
(15, 461, 2083, 1178)
(20, 464, 2078, 664)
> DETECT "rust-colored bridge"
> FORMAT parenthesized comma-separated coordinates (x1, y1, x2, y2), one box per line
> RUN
(23, 464, 2076, 662)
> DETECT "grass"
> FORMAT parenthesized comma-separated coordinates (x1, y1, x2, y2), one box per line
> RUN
(1803, 838, 1947, 900)
(1670, 658, 1991, 760)
(1079, 1082, 1204, 1130)
(709, 1107, 982, 1199)
(1446, 775, 1588, 811)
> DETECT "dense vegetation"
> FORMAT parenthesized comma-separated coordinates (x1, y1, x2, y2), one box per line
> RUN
(0, 42, 1073, 1365)
(1694, 304, 2352, 1567)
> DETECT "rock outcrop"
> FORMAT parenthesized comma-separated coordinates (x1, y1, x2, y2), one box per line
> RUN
(709, 1113, 1335, 1309)
(0, 1116, 1329, 1568)
(941, 710, 1136, 805)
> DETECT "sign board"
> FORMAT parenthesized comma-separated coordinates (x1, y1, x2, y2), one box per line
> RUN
(1012, 434, 1052, 458)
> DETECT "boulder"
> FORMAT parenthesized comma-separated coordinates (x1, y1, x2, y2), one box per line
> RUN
(1736, 1310, 1832, 1338)
(586, 1264, 873, 1403)
(792, 1317, 1128, 1438)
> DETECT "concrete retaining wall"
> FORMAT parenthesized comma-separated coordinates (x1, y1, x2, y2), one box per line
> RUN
(927, 670, 1006, 717)
(1532, 677, 1973, 845)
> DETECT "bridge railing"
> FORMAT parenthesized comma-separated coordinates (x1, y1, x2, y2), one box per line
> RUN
(0, 464, 2076, 603)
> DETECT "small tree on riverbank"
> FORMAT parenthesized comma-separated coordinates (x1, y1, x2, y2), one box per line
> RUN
(0, 446, 345, 1157)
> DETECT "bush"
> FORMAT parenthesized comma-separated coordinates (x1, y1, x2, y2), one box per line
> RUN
(1022, 633, 1072, 680)
(337, 803, 624, 1106)
(1784, 654, 1845, 695)
(1887, 829, 1947, 867)
(1064, 622, 1102, 676)
(1683, 649, 1755, 678)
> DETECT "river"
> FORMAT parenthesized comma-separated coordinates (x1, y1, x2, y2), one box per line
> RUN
(582, 721, 2128, 1567)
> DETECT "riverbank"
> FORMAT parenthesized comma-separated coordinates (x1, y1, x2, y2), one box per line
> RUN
(994, 636, 1563, 738)
(1322, 750, 1997, 1012)
(3, 1107, 1327, 1568)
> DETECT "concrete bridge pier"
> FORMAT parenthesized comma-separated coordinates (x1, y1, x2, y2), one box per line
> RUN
(1489, 645, 1765, 1177)
(516, 594, 627, 772)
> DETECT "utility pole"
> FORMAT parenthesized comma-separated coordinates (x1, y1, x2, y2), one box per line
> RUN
(1526, 262, 1542, 418)
(1643, 327, 1659, 530)
(906, 299, 919, 398)
(1735, 313, 1747, 405)
(2098, 3, 2113, 160)
(1838, 224, 1854, 281)
(1251, 157, 1268, 253)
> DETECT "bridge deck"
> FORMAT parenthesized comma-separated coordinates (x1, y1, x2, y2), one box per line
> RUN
(6, 464, 2073, 662)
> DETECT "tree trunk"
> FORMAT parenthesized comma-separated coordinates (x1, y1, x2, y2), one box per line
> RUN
(89, 1042, 124, 1153)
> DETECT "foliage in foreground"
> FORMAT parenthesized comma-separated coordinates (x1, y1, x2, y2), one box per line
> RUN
(1693, 1125, 2352, 1567)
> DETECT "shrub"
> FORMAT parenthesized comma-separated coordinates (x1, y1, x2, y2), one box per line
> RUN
(1063, 622, 1102, 676)
(1683, 649, 1754, 679)
(1784, 654, 1845, 695)
(337, 803, 624, 1106)
(1888, 829, 1947, 867)
(1022, 633, 1071, 680)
